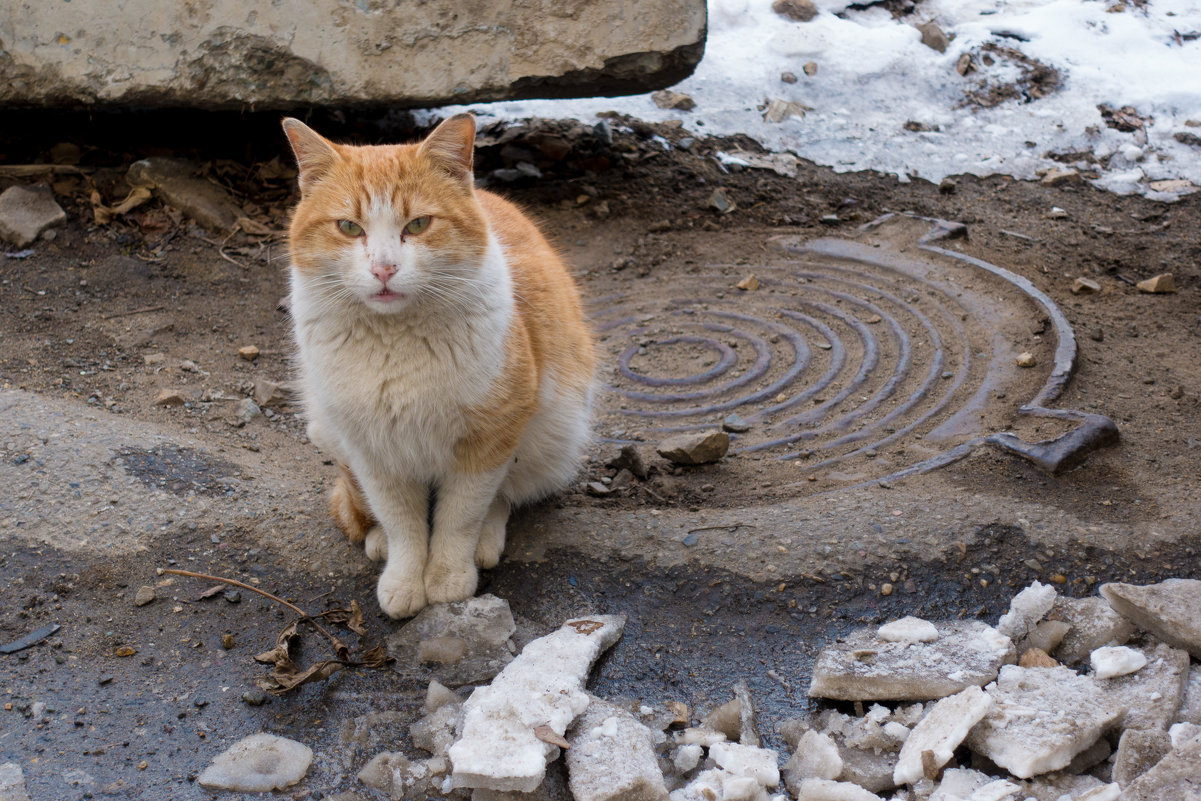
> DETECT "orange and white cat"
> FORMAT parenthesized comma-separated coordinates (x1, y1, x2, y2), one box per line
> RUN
(282, 114, 595, 618)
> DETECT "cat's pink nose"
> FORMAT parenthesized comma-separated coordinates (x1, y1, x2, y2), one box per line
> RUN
(371, 263, 397, 284)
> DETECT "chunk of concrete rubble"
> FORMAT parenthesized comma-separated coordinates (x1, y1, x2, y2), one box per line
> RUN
(1135, 273, 1176, 294)
(197, 732, 313, 792)
(835, 746, 896, 795)
(0, 762, 32, 801)
(1018, 774, 1119, 801)
(1118, 732, 1201, 800)
(966, 666, 1125, 779)
(1096, 643, 1190, 732)
(996, 581, 1057, 641)
(1090, 645, 1147, 678)
(1020, 620, 1071, 656)
(411, 698, 463, 758)
(387, 594, 517, 687)
(1100, 578, 1201, 658)
(1171, 721, 1201, 747)
(894, 686, 993, 785)
(1112, 728, 1171, 787)
(566, 698, 669, 801)
(931, 768, 1020, 801)
(656, 430, 730, 465)
(710, 743, 780, 788)
(809, 621, 1015, 701)
(793, 778, 882, 800)
(878, 616, 938, 643)
(0, 185, 67, 247)
(784, 730, 843, 792)
(1049, 596, 1135, 665)
(799, 706, 911, 795)
(448, 615, 625, 793)
(126, 158, 245, 232)
(1179, 666, 1201, 725)
(358, 752, 450, 798)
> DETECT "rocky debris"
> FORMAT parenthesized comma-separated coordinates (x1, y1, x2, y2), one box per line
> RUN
(410, 682, 464, 759)
(894, 686, 993, 785)
(917, 21, 950, 53)
(702, 682, 761, 747)
(1135, 273, 1176, 294)
(1049, 596, 1135, 665)
(133, 585, 156, 606)
(357, 751, 451, 799)
(448, 615, 625, 792)
(197, 732, 313, 792)
(737, 274, 760, 291)
(773, 0, 818, 23)
(1097, 643, 1190, 732)
(1089, 645, 1146, 678)
(708, 188, 737, 214)
(0, 763, 31, 801)
(567, 698, 669, 801)
(606, 444, 649, 480)
(1072, 277, 1101, 295)
(804, 61, 819, 76)
(0, 185, 67, 247)
(1119, 732, 1201, 800)
(723, 414, 752, 433)
(782, 71, 798, 83)
(966, 666, 1124, 779)
(1100, 578, 1201, 658)
(153, 389, 187, 407)
(1016, 352, 1037, 368)
(1040, 167, 1082, 187)
(253, 378, 294, 408)
(1019, 620, 1070, 657)
(1112, 729, 1171, 787)
(228, 397, 260, 427)
(808, 620, 1014, 701)
(653, 90, 697, 111)
(127, 158, 245, 232)
(386, 594, 517, 687)
(710, 742, 780, 788)
(1019, 647, 1058, 668)
(238, 345, 260, 361)
(762, 99, 811, 123)
(657, 430, 730, 465)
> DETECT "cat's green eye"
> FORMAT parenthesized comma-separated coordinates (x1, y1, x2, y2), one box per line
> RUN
(405, 216, 431, 235)
(337, 219, 364, 237)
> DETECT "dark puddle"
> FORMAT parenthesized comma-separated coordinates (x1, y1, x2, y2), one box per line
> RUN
(115, 445, 243, 497)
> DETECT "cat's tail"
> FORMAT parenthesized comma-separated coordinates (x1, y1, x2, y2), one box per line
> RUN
(330, 463, 376, 544)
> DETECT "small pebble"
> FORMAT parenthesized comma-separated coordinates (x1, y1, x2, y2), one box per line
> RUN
(1016, 352, 1037, 368)
(880, 583, 894, 596)
(237, 345, 260, 361)
(221, 633, 235, 649)
(223, 590, 242, 604)
(242, 688, 269, 706)
(134, 585, 156, 607)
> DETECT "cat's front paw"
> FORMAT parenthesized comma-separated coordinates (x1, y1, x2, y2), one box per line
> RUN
(364, 526, 388, 561)
(475, 519, 506, 569)
(424, 561, 478, 605)
(377, 569, 427, 618)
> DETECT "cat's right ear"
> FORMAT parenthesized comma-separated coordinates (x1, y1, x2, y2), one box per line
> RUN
(282, 118, 338, 195)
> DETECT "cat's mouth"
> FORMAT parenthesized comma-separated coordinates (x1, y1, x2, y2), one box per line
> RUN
(370, 289, 406, 304)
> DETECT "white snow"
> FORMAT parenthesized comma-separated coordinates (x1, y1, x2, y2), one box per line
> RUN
(435, 0, 1201, 199)
(878, 616, 940, 644)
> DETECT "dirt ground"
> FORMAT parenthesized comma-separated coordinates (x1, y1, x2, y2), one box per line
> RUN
(1, 110, 1199, 799)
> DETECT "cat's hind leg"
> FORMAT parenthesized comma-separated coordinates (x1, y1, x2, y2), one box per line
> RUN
(329, 463, 376, 545)
(425, 469, 506, 604)
(475, 495, 510, 569)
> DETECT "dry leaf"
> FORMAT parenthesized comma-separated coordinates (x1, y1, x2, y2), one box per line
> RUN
(92, 186, 153, 225)
(533, 724, 570, 749)
(198, 585, 224, 600)
(567, 620, 604, 635)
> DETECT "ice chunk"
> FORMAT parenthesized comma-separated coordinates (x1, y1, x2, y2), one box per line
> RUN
(1090, 645, 1148, 678)
(710, 742, 780, 787)
(425, 679, 461, 713)
(448, 614, 625, 793)
(894, 686, 993, 785)
(197, 733, 313, 792)
(1100, 578, 1201, 659)
(0, 763, 31, 801)
(966, 666, 1124, 778)
(930, 768, 1019, 801)
(878, 617, 939, 644)
(1097, 643, 1190, 732)
(566, 698, 668, 801)
(809, 621, 1014, 701)
(411, 699, 463, 757)
(1112, 728, 1171, 788)
(358, 752, 449, 798)
(1118, 732, 1201, 800)
(1178, 666, 1201, 726)
(670, 768, 771, 801)
(996, 582, 1057, 641)
(703, 682, 761, 746)
(1049, 596, 1135, 665)
(677, 727, 728, 746)
(834, 745, 896, 795)
(1170, 722, 1201, 748)
(784, 730, 843, 792)
(387, 594, 518, 687)
(1020, 620, 1071, 655)
(674, 744, 703, 773)
(794, 778, 883, 800)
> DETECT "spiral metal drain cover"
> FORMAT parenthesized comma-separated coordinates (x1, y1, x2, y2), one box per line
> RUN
(591, 215, 1117, 494)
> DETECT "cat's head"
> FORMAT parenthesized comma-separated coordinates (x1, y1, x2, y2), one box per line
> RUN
(282, 115, 488, 315)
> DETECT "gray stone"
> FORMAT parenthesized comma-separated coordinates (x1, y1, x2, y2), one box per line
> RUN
(254, 378, 295, 408)
(2, 1, 706, 109)
(1112, 728, 1171, 788)
(1097, 643, 1190, 732)
(127, 158, 245, 232)
(652, 90, 696, 111)
(0, 763, 31, 801)
(567, 699, 669, 801)
(133, 586, 156, 607)
(1119, 733, 1201, 800)
(0, 185, 67, 247)
(1049, 596, 1135, 665)
(197, 732, 313, 792)
(917, 21, 950, 53)
(966, 666, 1125, 779)
(656, 430, 730, 465)
(1100, 579, 1201, 658)
(773, 0, 819, 22)
(808, 620, 1015, 701)
(230, 398, 261, 427)
(387, 594, 516, 687)
(722, 414, 752, 433)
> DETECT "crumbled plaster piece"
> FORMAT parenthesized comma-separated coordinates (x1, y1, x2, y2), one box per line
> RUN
(1049, 596, 1135, 665)
(566, 698, 669, 801)
(809, 621, 1014, 701)
(1111, 728, 1171, 788)
(1097, 643, 1190, 732)
(1100, 579, 1201, 659)
(996, 582, 1057, 641)
(710, 742, 780, 787)
(425, 679, 460, 713)
(448, 615, 625, 793)
(794, 778, 883, 800)
(1118, 733, 1201, 801)
(894, 686, 993, 785)
(197, 733, 313, 792)
(358, 752, 448, 798)
(878, 617, 939, 644)
(1090, 645, 1147, 678)
(966, 666, 1125, 779)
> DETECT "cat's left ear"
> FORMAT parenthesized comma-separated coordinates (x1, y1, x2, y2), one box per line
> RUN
(282, 118, 338, 195)
(419, 114, 476, 185)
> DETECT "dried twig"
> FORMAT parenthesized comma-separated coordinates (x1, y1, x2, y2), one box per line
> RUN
(0, 164, 91, 177)
(686, 523, 756, 535)
(101, 305, 166, 320)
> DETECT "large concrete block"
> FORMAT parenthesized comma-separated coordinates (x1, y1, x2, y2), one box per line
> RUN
(0, 1, 706, 109)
